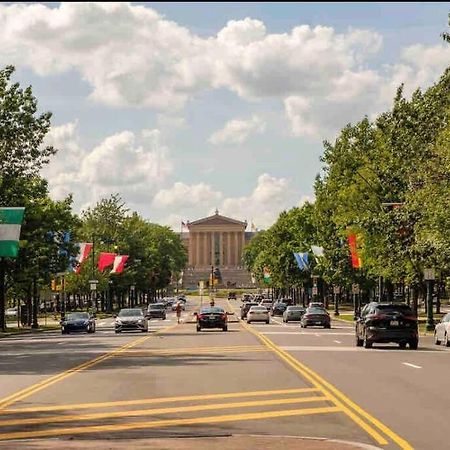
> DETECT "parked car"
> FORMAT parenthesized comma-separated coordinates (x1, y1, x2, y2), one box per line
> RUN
(283, 306, 306, 323)
(301, 307, 331, 328)
(228, 292, 237, 300)
(196, 306, 228, 332)
(247, 306, 270, 324)
(61, 312, 96, 334)
(271, 302, 287, 316)
(115, 308, 148, 333)
(355, 303, 418, 349)
(240, 302, 259, 320)
(147, 303, 167, 320)
(434, 312, 450, 346)
(259, 299, 273, 312)
(5, 307, 18, 317)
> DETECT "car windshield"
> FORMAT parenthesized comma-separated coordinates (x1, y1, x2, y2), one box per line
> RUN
(67, 312, 89, 320)
(118, 309, 143, 317)
(307, 308, 327, 314)
(149, 304, 165, 309)
(200, 307, 225, 314)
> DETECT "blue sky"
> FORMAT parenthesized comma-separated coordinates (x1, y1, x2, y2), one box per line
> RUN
(3, 2, 450, 229)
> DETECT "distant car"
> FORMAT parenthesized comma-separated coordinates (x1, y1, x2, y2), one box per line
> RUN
(228, 292, 237, 300)
(5, 307, 18, 317)
(61, 312, 95, 334)
(271, 302, 287, 316)
(242, 294, 254, 303)
(147, 303, 167, 320)
(247, 306, 270, 324)
(115, 308, 148, 333)
(240, 302, 259, 320)
(283, 306, 306, 323)
(177, 295, 187, 303)
(434, 312, 450, 346)
(196, 307, 228, 332)
(301, 307, 330, 329)
(356, 303, 418, 349)
(162, 297, 176, 308)
(172, 302, 185, 311)
(259, 299, 273, 312)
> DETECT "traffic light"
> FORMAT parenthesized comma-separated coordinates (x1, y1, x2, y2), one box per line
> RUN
(51, 279, 57, 291)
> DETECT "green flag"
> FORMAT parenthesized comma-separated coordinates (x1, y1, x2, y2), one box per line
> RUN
(263, 267, 271, 283)
(0, 207, 25, 257)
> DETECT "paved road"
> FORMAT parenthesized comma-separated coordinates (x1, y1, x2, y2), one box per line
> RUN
(0, 297, 445, 449)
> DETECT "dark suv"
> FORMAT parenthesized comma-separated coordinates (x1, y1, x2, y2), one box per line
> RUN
(355, 303, 418, 349)
(240, 302, 259, 320)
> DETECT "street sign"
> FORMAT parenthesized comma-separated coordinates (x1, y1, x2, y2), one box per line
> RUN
(424, 269, 435, 281)
(352, 284, 360, 294)
(333, 286, 340, 295)
(89, 279, 98, 291)
(312, 287, 318, 295)
(198, 280, 205, 289)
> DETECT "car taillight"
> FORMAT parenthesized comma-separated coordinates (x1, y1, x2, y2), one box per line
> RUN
(198, 314, 206, 320)
(303, 314, 311, 318)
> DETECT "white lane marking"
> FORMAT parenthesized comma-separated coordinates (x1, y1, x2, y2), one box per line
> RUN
(281, 346, 446, 354)
(259, 331, 353, 336)
(315, 333, 320, 337)
(334, 340, 342, 344)
(402, 362, 422, 369)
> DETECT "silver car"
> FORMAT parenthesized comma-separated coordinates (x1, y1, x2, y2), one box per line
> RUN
(283, 306, 306, 323)
(434, 312, 450, 346)
(247, 306, 270, 324)
(115, 308, 148, 333)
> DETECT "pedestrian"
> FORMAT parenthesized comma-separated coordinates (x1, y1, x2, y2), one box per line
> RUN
(175, 301, 182, 324)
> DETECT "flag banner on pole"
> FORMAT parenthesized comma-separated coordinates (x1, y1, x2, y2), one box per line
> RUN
(348, 234, 362, 269)
(74, 243, 93, 274)
(311, 246, 324, 260)
(293, 252, 309, 271)
(111, 255, 129, 274)
(98, 252, 117, 272)
(0, 207, 25, 258)
(263, 267, 271, 283)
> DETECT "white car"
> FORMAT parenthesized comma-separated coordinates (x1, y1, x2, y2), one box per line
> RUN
(259, 299, 273, 312)
(434, 312, 450, 346)
(5, 307, 18, 317)
(247, 306, 270, 324)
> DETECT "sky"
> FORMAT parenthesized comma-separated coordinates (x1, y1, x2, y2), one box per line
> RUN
(2, 2, 449, 231)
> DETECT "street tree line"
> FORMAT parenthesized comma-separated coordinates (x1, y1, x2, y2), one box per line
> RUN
(0, 66, 186, 329)
(244, 62, 450, 314)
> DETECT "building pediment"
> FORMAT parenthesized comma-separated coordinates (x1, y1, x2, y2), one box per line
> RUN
(189, 213, 246, 228)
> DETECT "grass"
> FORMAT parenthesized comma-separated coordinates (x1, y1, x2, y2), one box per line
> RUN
(0, 324, 60, 338)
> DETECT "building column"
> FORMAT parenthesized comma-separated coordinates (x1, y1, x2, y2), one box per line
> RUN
(227, 232, 231, 267)
(219, 232, 224, 266)
(210, 233, 215, 267)
(232, 232, 237, 267)
(195, 232, 200, 268)
(241, 231, 245, 268)
(203, 232, 208, 267)
(188, 232, 194, 266)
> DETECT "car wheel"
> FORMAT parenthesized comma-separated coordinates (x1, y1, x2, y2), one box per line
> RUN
(196, 325, 201, 332)
(434, 332, 441, 345)
(266, 320, 269, 324)
(409, 339, 418, 350)
(223, 326, 228, 332)
(92, 326, 96, 334)
(363, 333, 372, 349)
(61, 330, 66, 335)
(324, 324, 331, 329)
(355, 334, 363, 347)
(399, 342, 407, 349)
(247, 320, 251, 324)
(445, 333, 450, 347)
(115, 330, 121, 334)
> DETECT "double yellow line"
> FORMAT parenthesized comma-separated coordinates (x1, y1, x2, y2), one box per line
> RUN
(117, 345, 268, 356)
(0, 324, 177, 411)
(238, 315, 413, 449)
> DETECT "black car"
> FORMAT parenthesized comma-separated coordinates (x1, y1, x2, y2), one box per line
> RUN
(228, 292, 237, 300)
(300, 307, 331, 328)
(271, 302, 287, 316)
(240, 302, 259, 319)
(147, 303, 167, 320)
(355, 303, 418, 349)
(196, 307, 228, 332)
(61, 312, 95, 334)
(115, 308, 148, 333)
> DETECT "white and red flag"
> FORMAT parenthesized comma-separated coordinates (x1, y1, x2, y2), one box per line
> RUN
(110, 255, 129, 274)
(74, 243, 93, 274)
(98, 252, 117, 272)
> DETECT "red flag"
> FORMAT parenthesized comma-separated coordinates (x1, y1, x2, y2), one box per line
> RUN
(110, 255, 129, 274)
(98, 252, 117, 272)
(75, 243, 93, 274)
(348, 234, 362, 269)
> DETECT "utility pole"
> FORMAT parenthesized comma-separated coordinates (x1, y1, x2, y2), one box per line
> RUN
(0, 258, 5, 332)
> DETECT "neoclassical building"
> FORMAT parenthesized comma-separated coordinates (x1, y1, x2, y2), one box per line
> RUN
(180, 210, 257, 287)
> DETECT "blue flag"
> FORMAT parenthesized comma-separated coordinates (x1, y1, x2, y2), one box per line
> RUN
(293, 252, 309, 271)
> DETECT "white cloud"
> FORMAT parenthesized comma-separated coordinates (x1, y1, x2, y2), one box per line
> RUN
(209, 115, 266, 145)
(152, 182, 222, 209)
(42, 122, 173, 214)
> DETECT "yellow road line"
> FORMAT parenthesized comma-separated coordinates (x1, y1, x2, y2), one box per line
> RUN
(121, 345, 265, 353)
(4, 387, 320, 414)
(0, 396, 330, 428)
(0, 406, 340, 441)
(240, 316, 413, 449)
(0, 324, 178, 411)
(117, 347, 268, 356)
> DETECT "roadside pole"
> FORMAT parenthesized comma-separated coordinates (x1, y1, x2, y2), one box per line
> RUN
(0, 258, 5, 332)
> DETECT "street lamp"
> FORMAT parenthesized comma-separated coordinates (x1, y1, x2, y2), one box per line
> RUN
(333, 285, 340, 316)
(424, 268, 435, 331)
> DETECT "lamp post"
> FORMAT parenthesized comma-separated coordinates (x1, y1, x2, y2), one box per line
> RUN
(312, 275, 319, 303)
(424, 268, 435, 332)
(333, 285, 340, 316)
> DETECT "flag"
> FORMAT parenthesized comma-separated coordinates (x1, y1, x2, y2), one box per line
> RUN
(293, 252, 309, 271)
(311, 246, 324, 258)
(263, 267, 271, 283)
(111, 255, 129, 274)
(348, 234, 362, 269)
(74, 243, 93, 274)
(0, 207, 25, 258)
(98, 252, 117, 272)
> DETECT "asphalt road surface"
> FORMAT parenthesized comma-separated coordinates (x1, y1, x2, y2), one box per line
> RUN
(0, 296, 446, 449)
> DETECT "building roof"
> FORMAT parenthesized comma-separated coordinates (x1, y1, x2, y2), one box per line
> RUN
(188, 211, 247, 227)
